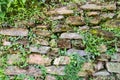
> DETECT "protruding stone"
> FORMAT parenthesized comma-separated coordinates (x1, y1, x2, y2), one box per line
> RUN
(100, 13, 115, 20)
(34, 38, 49, 46)
(28, 54, 52, 66)
(111, 54, 120, 62)
(89, 17, 101, 25)
(51, 15, 64, 20)
(35, 30, 51, 37)
(78, 62, 94, 76)
(93, 70, 110, 76)
(98, 44, 107, 53)
(56, 7, 74, 15)
(97, 54, 110, 61)
(105, 19, 120, 28)
(47, 7, 73, 15)
(16, 39, 28, 46)
(92, 76, 115, 80)
(94, 62, 104, 71)
(0, 28, 28, 36)
(91, 26, 101, 29)
(5, 66, 26, 75)
(66, 16, 85, 26)
(71, 40, 85, 49)
(46, 66, 65, 75)
(57, 39, 71, 49)
(3, 41, 11, 46)
(14, 20, 35, 28)
(81, 3, 116, 11)
(116, 74, 120, 79)
(90, 29, 115, 39)
(36, 25, 49, 29)
(52, 24, 72, 33)
(45, 75, 56, 80)
(54, 56, 70, 65)
(27, 66, 42, 77)
(106, 62, 120, 73)
(78, 71, 88, 77)
(30, 46, 50, 54)
(5, 66, 42, 77)
(81, 4, 101, 10)
(7, 54, 22, 65)
(48, 48, 59, 56)
(87, 12, 100, 16)
(67, 48, 87, 56)
(79, 25, 89, 31)
(60, 33, 83, 40)
(117, 48, 120, 52)
(49, 39, 57, 48)
(117, 14, 120, 19)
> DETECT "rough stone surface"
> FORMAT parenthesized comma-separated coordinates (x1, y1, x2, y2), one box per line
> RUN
(111, 54, 120, 62)
(5, 66, 26, 75)
(93, 70, 110, 76)
(5, 66, 42, 77)
(100, 13, 115, 20)
(66, 16, 85, 25)
(28, 54, 52, 66)
(106, 62, 120, 73)
(78, 71, 88, 77)
(56, 7, 74, 15)
(89, 17, 101, 25)
(116, 74, 120, 79)
(36, 25, 49, 29)
(87, 11, 100, 16)
(46, 66, 65, 75)
(15, 20, 35, 27)
(60, 33, 83, 39)
(79, 25, 89, 31)
(90, 29, 115, 39)
(47, 7, 73, 15)
(27, 66, 42, 77)
(81, 3, 116, 11)
(30, 46, 50, 54)
(35, 30, 51, 37)
(16, 39, 28, 46)
(0, 28, 28, 36)
(92, 76, 115, 80)
(71, 40, 85, 49)
(97, 54, 110, 61)
(3, 41, 11, 46)
(51, 15, 64, 20)
(57, 39, 71, 49)
(53, 56, 70, 65)
(117, 48, 120, 52)
(52, 24, 72, 33)
(67, 48, 87, 56)
(49, 39, 57, 48)
(7, 54, 22, 65)
(78, 62, 94, 76)
(94, 61, 104, 71)
(34, 38, 49, 46)
(98, 44, 107, 53)
(45, 75, 56, 80)
(48, 48, 59, 56)
(105, 19, 120, 28)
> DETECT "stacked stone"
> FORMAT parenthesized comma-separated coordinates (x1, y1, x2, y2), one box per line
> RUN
(0, 0, 120, 80)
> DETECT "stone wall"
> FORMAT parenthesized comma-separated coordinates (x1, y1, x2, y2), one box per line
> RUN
(0, 0, 120, 80)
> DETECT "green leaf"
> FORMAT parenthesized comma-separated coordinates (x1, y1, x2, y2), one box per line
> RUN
(22, 0, 26, 4)
(0, 12, 5, 19)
